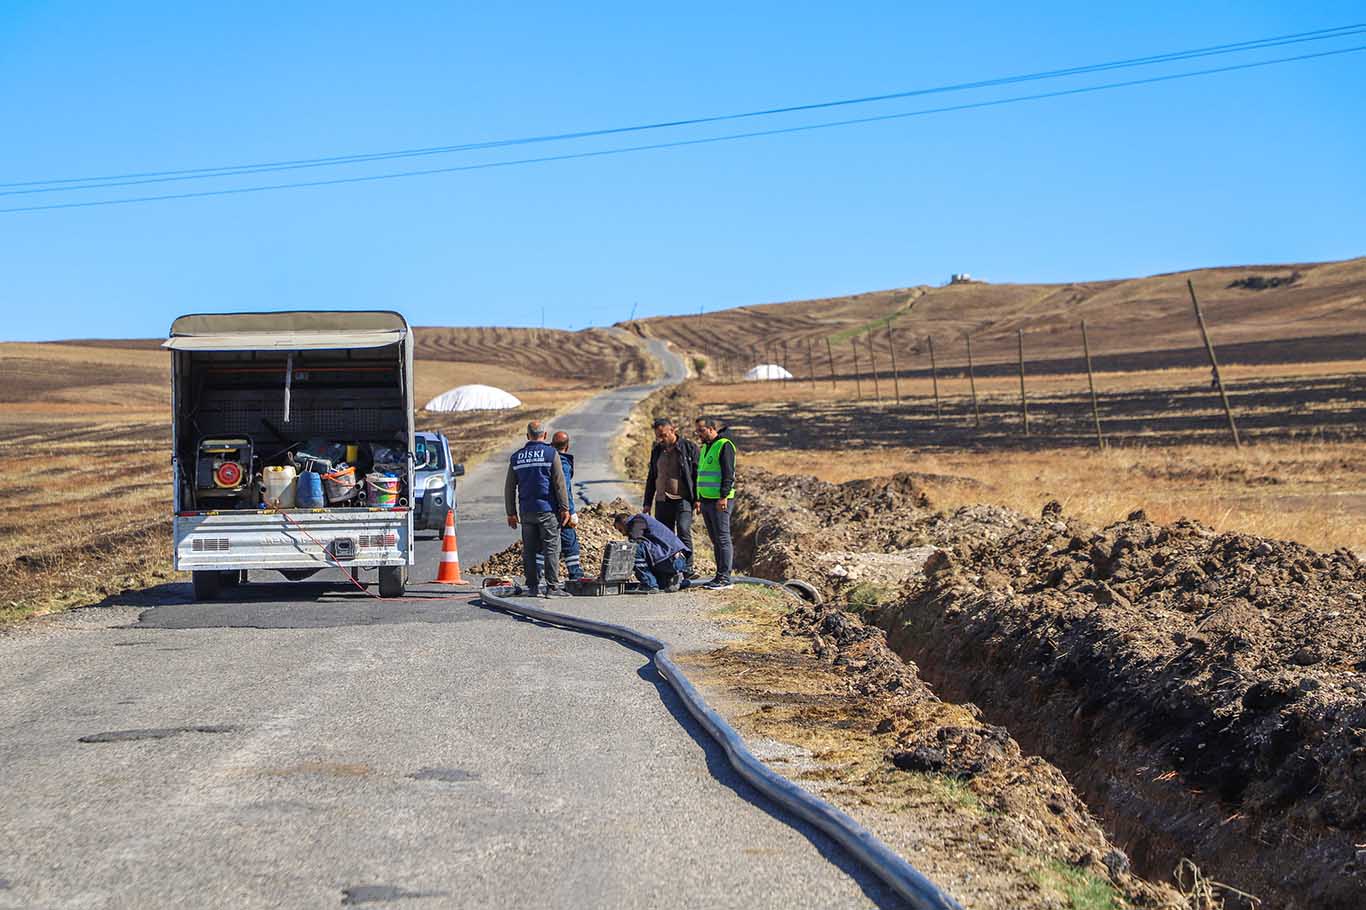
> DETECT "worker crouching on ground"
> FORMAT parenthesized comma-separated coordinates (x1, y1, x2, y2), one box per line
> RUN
(536, 430, 584, 581)
(613, 512, 691, 595)
(504, 420, 572, 598)
(694, 416, 735, 590)
(642, 417, 699, 580)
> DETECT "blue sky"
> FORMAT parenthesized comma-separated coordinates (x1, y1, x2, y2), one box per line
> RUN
(2, 2, 1363, 340)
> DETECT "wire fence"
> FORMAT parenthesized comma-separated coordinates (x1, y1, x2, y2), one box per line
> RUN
(702, 283, 1366, 450)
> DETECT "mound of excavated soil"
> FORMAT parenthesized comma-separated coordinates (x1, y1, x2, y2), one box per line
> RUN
(889, 509, 1366, 909)
(729, 467, 1366, 908)
(765, 602, 1186, 908)
(470, 501, 633, 580)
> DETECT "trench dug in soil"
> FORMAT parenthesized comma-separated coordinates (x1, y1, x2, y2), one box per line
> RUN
(728, 467, 1366, 909)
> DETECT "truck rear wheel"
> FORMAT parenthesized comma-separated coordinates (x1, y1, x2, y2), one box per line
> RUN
(192, 570, 221, 601)
(378, 566, 406, 598)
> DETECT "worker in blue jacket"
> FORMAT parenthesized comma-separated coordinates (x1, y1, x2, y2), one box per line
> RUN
(536, 431, 583, 580)
(504, 420, 571, 597)
(613, 511, 690, 595)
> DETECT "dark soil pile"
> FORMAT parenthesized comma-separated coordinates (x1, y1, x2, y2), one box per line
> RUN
(469, 500, 635, 580)
(887, 507, 1366, 909)
(728, 468, 1366, 907)
(731, 468, 939, 586)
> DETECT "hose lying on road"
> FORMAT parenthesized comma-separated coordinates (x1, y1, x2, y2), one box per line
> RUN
(478, 584, 961, 910)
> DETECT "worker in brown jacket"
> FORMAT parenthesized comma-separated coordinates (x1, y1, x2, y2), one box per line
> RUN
(642, 417, 700, 579)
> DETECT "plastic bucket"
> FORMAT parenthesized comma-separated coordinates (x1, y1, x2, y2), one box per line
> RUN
(322, 465, 358, 503)
(296, 471, 325, 509)
(365, 472, 400, 509)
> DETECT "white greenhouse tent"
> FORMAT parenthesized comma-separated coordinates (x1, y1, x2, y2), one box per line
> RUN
(743, 363, 793, 381)
(423, 384, 523, 412)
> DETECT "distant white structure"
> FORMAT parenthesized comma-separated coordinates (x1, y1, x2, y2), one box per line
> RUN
(423, 384, 522, 412)
(949, 273, 974, 284)
(743, 363, 793, 381)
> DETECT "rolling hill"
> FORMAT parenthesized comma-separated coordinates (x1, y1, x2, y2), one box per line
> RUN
(621, 256, 1366, 377)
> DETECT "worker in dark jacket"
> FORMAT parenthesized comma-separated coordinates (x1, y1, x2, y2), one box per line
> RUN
(613, 511, 690, 595)
(540, 430, 583, 580)
(504, 420, 572, 597)
(694, 417, 736, 590)
(642, 417, 700, 579)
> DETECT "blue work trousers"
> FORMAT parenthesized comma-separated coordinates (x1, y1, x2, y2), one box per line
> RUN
(633, 542, 686, 590)
(536, 517, 584, 581)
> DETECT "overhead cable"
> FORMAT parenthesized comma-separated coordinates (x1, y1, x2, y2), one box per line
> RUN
(1, 22, 1362, 196)
(3, 42, 1363, 214)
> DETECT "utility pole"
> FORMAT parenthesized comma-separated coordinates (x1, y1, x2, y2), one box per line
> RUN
(850, 340, 863, 400)
(1018, 329, 1029, 436)
(1187, 279, 1241, 448)
(1081, 320, 1104, 449)
(965, 335, 981, 428)
(886, 321, 901, 403)
(866, 332, 881, 401)
(927, 335, 941, 418)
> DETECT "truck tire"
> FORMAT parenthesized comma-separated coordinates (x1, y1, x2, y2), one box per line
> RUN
(192, 570, 221, 601)
(378, 566, 406, 598)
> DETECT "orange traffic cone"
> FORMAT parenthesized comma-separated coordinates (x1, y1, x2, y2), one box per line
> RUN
(435, 509, 465, 584)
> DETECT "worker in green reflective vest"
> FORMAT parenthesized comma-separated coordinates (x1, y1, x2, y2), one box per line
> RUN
(693, 416, 735, 590)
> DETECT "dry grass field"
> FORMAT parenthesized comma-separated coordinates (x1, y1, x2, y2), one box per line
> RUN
(688, 356, 1366, 554)
(0, 326, 646, 624)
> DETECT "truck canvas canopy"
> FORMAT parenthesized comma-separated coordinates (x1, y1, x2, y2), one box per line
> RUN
(163, 311, 408, 351)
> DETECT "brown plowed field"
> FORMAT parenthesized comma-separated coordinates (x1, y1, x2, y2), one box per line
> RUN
(412, 325, 653, 386)
(53, 325, 655, 386)
(624, 256, 1366, 380)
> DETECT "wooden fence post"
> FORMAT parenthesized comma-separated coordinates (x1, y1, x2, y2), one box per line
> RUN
(927, 335, 941, 418)
(965, 335, 981, 428)
(1018, 329, 1030, 436)
(781, 340, 790, 386)
(886, 321, 901, 403)
(826, 337, 837, 389)
(866, 332, 882, 401)
(1081, 320, 1104, 449)
(806, 338, 816, 390)
(851, 340, 863, 400)
(1187, 279, 1241, 448)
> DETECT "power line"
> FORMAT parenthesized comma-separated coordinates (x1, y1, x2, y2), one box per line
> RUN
(2, 22, 1363, 196)
(3, 42, 1362, 215)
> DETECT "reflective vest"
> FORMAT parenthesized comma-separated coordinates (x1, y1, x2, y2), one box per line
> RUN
(697, 437, 735, 500)
(511, 441, 556, 513)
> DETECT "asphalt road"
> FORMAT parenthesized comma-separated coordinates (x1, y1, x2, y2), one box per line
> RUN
(0, 339, 903, 909)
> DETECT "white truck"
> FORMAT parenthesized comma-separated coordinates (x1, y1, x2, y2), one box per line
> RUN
(164, 311, 416, 599)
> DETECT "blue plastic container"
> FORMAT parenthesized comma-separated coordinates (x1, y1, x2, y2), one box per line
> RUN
(296, 471, 326, 509)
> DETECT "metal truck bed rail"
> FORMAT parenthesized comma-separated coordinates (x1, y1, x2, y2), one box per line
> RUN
(174, 509, 410, 571)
